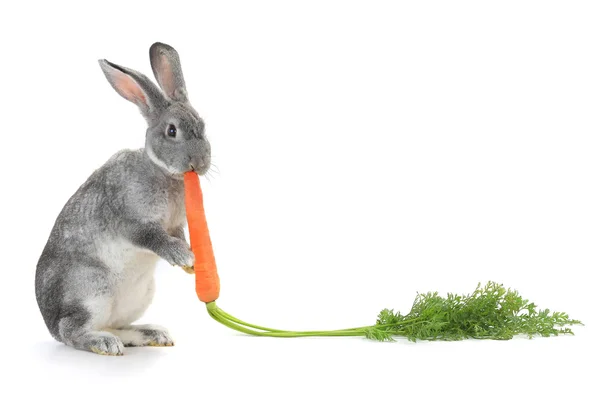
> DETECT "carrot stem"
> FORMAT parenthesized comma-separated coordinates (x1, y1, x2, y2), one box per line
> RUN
(209, 311, 364, 337)
(210, 305, 287, 333)
(206, 302, 371, 338)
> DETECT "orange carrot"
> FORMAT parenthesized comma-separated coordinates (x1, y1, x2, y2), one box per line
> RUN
(183, 171, 220, 303)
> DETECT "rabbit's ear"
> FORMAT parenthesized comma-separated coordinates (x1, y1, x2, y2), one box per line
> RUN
(98, 59, 167, 119)
(149, 42, 188, 102)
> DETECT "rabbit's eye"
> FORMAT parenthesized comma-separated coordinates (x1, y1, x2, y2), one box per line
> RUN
(167, 124, 177, 138)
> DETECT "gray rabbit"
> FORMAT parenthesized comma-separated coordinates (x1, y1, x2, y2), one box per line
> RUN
(35, 42, 210, 356)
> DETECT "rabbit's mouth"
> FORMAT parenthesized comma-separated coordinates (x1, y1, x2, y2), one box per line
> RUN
(189, 162, 210, 176)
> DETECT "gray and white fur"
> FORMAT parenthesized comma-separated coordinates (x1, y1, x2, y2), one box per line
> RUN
(35, 42, 210, 356)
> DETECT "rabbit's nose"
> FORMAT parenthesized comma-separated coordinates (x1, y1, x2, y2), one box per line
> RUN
(189, 160, 204, 171)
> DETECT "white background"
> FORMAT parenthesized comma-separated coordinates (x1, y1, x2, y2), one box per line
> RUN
(1, 1, 598, 394)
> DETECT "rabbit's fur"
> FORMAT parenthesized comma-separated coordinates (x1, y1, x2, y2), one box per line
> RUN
(35, 43, 209, 356)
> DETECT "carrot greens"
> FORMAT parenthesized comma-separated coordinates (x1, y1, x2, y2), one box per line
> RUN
(364, 281, 582, 341)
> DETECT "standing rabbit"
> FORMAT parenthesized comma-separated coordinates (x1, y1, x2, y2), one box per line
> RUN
(35, 42, 210, 356)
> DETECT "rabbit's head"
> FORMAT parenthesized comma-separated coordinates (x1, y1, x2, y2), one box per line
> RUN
(99, 42, 210, 177)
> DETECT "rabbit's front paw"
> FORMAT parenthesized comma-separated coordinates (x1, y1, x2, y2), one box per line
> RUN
(168, 239, 195, 270)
